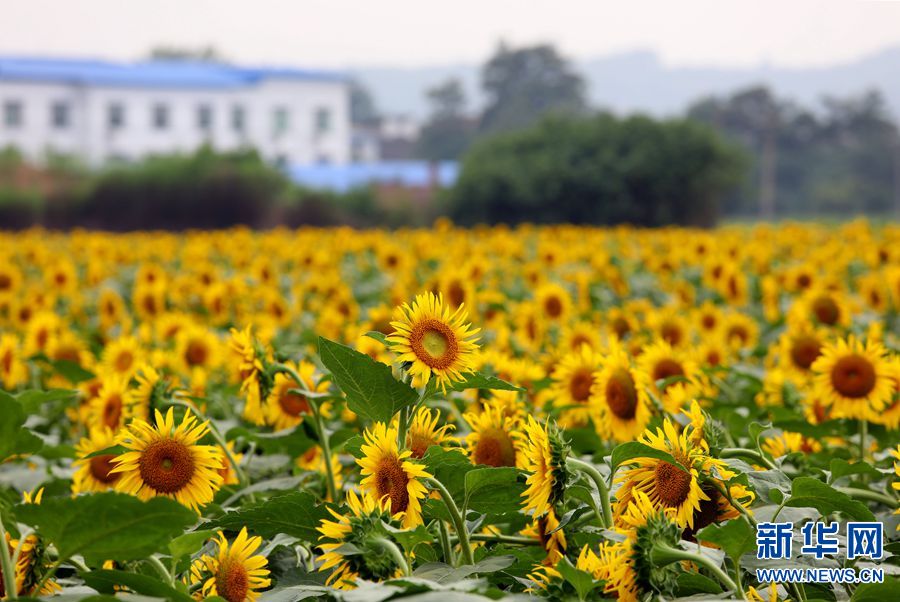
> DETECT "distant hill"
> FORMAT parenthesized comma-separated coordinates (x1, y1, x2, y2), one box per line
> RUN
(351, 46, 900, 119)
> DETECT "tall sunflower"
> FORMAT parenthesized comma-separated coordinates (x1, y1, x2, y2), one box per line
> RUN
(811, 336, 893, 420)
(72, 426, 122, 493)
(463, 400, 521, 467)
(111, 408, 224, 512)
(357, 422, 432, 528)
(591, 346, 652, 442)
(386, 292, 480, 391)
(614, 419, 709, 529)
(405, 407, 456, 459)
(518, 416, 569, 518)
(88, 373, 143, 431)
(189, 528, 270, 602)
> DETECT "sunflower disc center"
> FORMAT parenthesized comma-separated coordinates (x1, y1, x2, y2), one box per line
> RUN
(185, 341, 209, 366)
(89, 454, 120, 484)
(812, 296, 839, 325)
(215, 559, 250, 602)
(138, 438, 196, 494)
(568, 368, 594, 402)
(653, 461, 692, 507)
(473, 427, 517, 467)
(278, 386, 310, 417)
(375, 457, 410, 514)
(790, 336, 821, 370)
(653, 359, 684, 386)
(605, 368, 638, 420)
(831, 354, 876, 398)
(410, 318, 459, 369)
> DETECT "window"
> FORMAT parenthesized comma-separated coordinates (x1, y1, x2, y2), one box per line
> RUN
(108, 103, 125, 130)
(51, 102, 70, 129)
(231, 105, 245, 133)
(3, 101, 23, 128)
(314, 107, 331, 134)
(152, 104, 169, 130)
(272, 107, 289, 137)
(197, 104, 213, 131)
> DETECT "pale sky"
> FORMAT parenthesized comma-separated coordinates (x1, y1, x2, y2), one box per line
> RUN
(4, 0, 900, 69)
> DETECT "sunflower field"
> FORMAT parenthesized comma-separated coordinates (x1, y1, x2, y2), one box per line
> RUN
(1, 221, 900, 602)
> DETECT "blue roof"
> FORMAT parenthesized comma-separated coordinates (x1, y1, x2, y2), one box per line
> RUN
(289, 162, 459, 193)
(0, 56, 345, 88)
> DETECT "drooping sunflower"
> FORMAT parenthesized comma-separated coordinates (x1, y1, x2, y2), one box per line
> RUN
(189, 527, 271, 602)
(111, 408, 224, 512)
(463, 399, 521, 467)
(405, 406, 456, 459)
(614, 419, 709, 529)
(317, 490, 404, 589)
(811, 336, 894, 420)
(263, 360, 329, 431)
(72, 426, 122, 493)
(228, 326, 271, 426)
(387, 292, 480, 391)
(591, 346, 652, 442)
(518, 416, 569, 518)
(357, 422, 432, 528)
(550, 344, 603, 426)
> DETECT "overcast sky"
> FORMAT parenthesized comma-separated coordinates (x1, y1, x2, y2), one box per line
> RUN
(4, 0, 900, 69)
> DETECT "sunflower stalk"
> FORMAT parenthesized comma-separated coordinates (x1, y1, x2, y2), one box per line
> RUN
(371, 536, 410, 577)
(425, 477, 474, 566)
(836, 486, 898, 507)
(566, 457, 612, 528)
(146, 554, 175, 587)
(720, 447, 776, 471)
(271, 363, 339, 502)
(858, 418, 868, 463)
(0, 510, 19, 600)
(169, 399, 250, 491)
(650, 542, 738, 592)
(438, 521, 454, 565)
(708, 481, 757, 528)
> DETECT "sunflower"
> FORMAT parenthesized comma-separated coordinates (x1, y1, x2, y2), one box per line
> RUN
(88, 373, 143, 431)
(520, 509, 567, 564)
(2, 489, 60, 598)
(535, 282, 572, 323)
(317, 490, 404, 589)
(357, 422, 432, 528)
(229, 326, 271, 426)
(614, 419, 709, 529)
(189, 528, 270, 602)
(406, 407, 456, 459)
(792, 288, 851, 328)
(296, 445, 343, 497)
(100, 335, 143, 377)
(263, 360, 329, 431)
(550, 344, 602, 426)
(463, 400, 521, 467)
(722, 312, 759, 351)
(637, 340, 698, 412)
(761, 431, 823, 457)
(811, 336, 894, 420)
(591, 346, 652, 442)
(518, 416, 569, 518)
(111, 408, 224, 512)
(0, 334, 28, 390)
(387, 292, 480, 391)
(175, 326, 220, 373)
(777, 323, 827, 379)
(72, 426, 122, 493)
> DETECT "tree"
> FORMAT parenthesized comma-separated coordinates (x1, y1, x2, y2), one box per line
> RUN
(446, 113, 745, 227)
(479, 42, 586, 135)
(349, 80, 380, 126)
(416, 78, 474, 161)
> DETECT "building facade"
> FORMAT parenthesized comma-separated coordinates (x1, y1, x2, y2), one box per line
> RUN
(0, 57, 350, 166)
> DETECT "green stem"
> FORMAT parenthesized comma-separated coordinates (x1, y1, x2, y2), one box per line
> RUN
(397, 405, 411, 451)
(371, 537, 410, 577)
(426, 477, 474, 566)
(438, 521, 454, 565)
(859, 419, 868, 462)
(146, 555, 175, 587)
(271, 364, 338, 502)
(837, 487, 898, 508)
(709, 481, 757, 527)
(463, 533, 542, 546)
(566, 457, 612, 528)
(721, 447, 777, 471)
(651, 543, 737, 592)
(0, 510, 19, 600)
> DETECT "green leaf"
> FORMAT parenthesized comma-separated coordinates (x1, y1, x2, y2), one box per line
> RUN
(852, 578, 900, 601)
(448, 372, 524, 393)
(48, 359, 95, 384)
(14, 492, 196, 565)
(464, 467, 524, 516)
(81, 569, 194, 602)
(696, 518, 755, 561)
(829, 459, 882, 484)
(168, 529, 215, 561)
(318, 336, 418, 424)
(364, 331, 388, 345)
(15, 388, 78, 413)
(423, 447, 475, 500)
(412, 555, 515, 583)
(609, 441, 684, 477)
(784, 477, 875, 521)
(84, 444, 128, 459)
(203, 491, 330, 543)
(0, 392, 44, 461)
(676, 572, 723, 595)
(555, 556, 599, 600)
(383, 523, 433, 552)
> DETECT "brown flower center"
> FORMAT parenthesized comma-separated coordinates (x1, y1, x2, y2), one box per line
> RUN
(447, 280, 466, 309)
(661, 323, 682, 346)
(0, 274, 11, 290)
(654, 461, 692, 507)
(409, 318, 459, 370)
(652, 358, 684, 385)
(473, 428, 517, 467)
(790, 335, 821, 370)
(812, 295, 839, 325)
(103, 394, 123, 429)
(543, 296, 563, 319)
(684, 484, 721, 541)
(215, 559, 250, 602)
(115, 350, 134, 373)
(185, 340, 209, 367)
(407, 432, 436, 459)
(605, 368, 638, 420)
(568, 368, 594, 403)
(278, 384, 310, 417)
(611, 317, 631, 338)
(89, 454, 120, 484)
(138, 438, 196, 494)
(374, 457, 410, 514)
(830, 355, 876, 399)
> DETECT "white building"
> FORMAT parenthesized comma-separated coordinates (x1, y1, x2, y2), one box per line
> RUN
(0, 57, 351, 166)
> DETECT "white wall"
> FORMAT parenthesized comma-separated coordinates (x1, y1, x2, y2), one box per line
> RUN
(0, 77, 350, 166)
